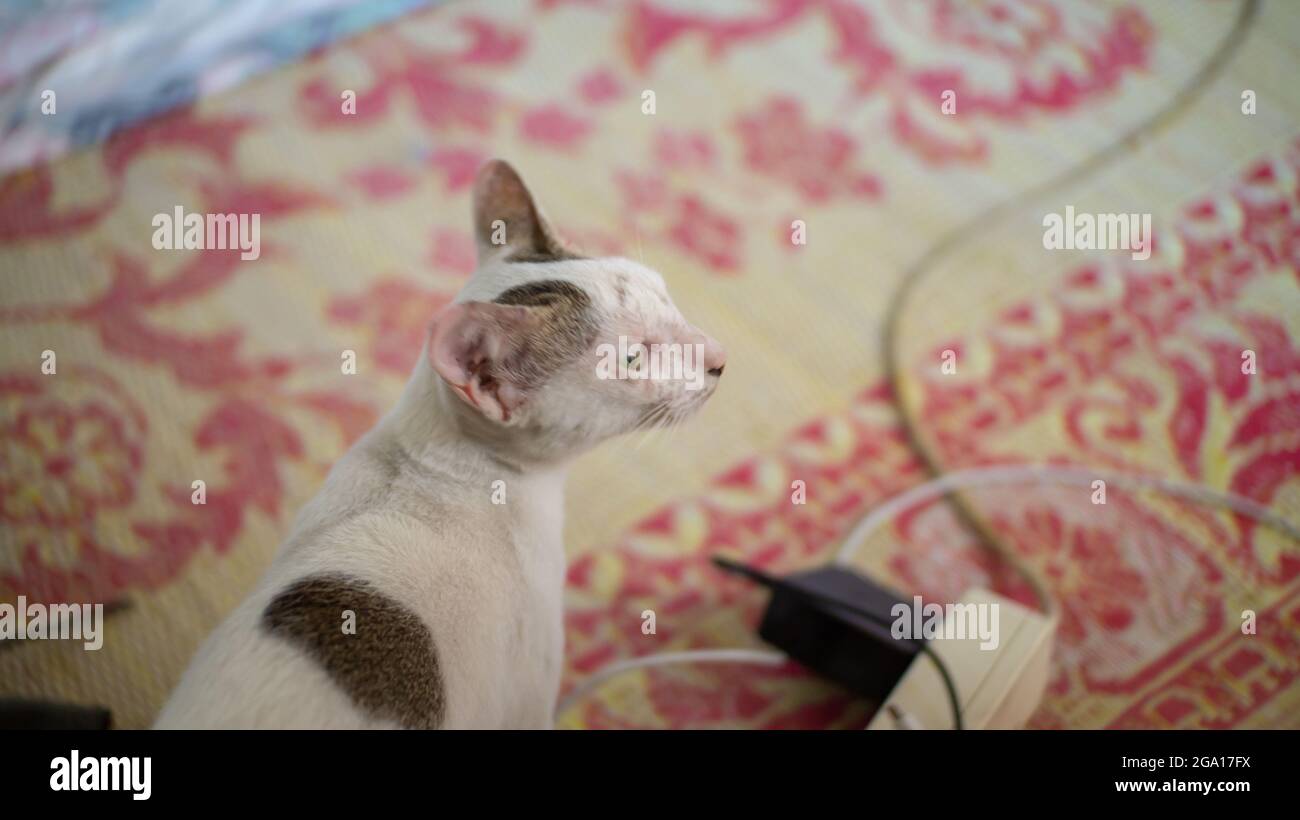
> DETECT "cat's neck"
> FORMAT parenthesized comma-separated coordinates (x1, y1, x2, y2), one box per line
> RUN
(381, 359, 569, 482)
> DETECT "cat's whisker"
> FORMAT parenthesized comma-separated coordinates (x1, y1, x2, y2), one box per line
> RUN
(630, 403, 668, 450)
(649, 406, 683, 448)
(667, 409, 687, 440)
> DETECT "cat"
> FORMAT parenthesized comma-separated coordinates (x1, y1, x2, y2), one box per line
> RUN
(154, 160, 726, 729)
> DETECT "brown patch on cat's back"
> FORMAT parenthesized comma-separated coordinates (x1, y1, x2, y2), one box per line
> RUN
(262, 574, 446, 729)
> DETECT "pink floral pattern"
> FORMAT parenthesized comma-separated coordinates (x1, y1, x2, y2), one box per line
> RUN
(735, 96, 882, 202)
(667, 195, 744, 273)
(0, 387, 142, 528)
(627, 0, 1152, 164)
(564, 141, 1300, 729)
(328, 279, 453, 376)
(518, 104, 594, 150)
(3, 0, 1292, 731)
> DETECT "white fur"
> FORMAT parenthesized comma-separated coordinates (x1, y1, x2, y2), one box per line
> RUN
(156, 248, 723, 729)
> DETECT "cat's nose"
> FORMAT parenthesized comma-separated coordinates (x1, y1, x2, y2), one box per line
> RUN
(703, 337, 726, 378)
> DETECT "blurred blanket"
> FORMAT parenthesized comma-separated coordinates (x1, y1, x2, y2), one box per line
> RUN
(1, 0, 1298, 729)
(0, 0, 436, 172)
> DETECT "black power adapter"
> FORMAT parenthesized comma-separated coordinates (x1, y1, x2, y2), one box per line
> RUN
(712, 556, 962, 728)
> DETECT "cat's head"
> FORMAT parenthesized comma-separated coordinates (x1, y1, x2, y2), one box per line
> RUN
(424, 160, 726, 464)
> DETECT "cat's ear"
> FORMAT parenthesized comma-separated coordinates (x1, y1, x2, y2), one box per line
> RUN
(471, 159, 573, 264)
(427, 301, 537, 424)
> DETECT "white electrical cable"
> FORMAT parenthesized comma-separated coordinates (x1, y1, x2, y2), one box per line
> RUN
(558, 463, 1300, 724)
(554, 648, 785, 720)
(834, 464, 1300, 566)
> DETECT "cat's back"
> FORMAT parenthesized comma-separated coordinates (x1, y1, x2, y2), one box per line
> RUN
(156, 435, 547, 729)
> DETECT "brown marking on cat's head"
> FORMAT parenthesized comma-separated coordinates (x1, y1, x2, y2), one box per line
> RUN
(492, 278, 598, 386)
(424, 159, 727, 462)
(262, 574, 445, 729)
(425, 278, 599, 426)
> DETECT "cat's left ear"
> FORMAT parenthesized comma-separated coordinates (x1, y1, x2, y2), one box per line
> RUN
(471, 159, 574, 263)
(426, 301, 537, 424)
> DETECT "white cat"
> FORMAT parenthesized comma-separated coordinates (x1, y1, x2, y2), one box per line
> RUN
(155, 160, 726, 729)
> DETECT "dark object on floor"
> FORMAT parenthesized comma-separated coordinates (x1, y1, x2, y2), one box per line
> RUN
(0, 698, 112, 729)
(711, 557, 921, 700)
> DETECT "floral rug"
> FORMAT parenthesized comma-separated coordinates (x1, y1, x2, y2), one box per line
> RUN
(1, 0, 1298, 729)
